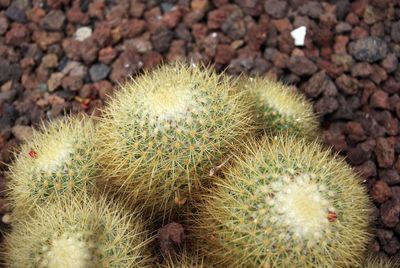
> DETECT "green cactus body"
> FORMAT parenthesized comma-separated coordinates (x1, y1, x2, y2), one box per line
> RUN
(96, 63, 252, 216)
(194, 136, 372, 268)
(3, 194, 153, 268)
(238, 77, 319, 137)
(8, 116, 98, 216)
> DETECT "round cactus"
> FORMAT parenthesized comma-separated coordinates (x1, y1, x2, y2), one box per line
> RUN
(7, 115, 98, 216)
(3, 194, 154, 268)
(95, 62, 253, 216)
(193, 136, 372, 267)
(237, 76, 319, 137)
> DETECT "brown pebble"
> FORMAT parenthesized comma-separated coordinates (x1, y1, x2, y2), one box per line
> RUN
(371, 180, 392, 203)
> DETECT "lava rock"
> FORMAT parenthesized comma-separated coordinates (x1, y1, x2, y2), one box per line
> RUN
(314, 96, 338, 116)
(336, 74, 360, 95)
(0, 58, 21, 84)
(264, 0, 288, 19)
(302, 71, 336, 98)
(348, 37, 388, 63)
(89, 63, 111, 82)
(375, 137, 395, 168)
(380, 169, 400, 186)
(40, 10, 66, 31)
(380, 198, 400, 228)
(5, 3, 27, 22)
(391, 21, 400, 43)
(371, 180, 392, 203)
(287, 56, 318, 76)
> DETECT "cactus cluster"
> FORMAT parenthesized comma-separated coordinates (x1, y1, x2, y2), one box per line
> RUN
(3, 194, 153, 268)
(7, 115, 98, 217)
(3, 62, 385, 267)
(95, 63, 252, 216)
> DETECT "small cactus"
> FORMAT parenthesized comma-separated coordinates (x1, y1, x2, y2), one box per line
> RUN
(7, 115, 98, 216)
(238, 76, 319, 137)
(96, 62, 252, 216)
(3, 194, 153, 268)
(193, 136, 372, 267)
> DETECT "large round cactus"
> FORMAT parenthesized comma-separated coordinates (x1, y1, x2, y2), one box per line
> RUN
(8, 115, 98, 216)
(95, 62, 253, 217)
(238, 76, 319, 138)
(193, 136, 372, 267)
(3, 194, 154, 268)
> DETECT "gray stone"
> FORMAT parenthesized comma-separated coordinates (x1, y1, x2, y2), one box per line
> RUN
(264, 0, 288, 19)
(348, 37, 388, 63)
(41, 10, 66, 31)
(5, 3, 26, 22)
(89, 63, 111, 82)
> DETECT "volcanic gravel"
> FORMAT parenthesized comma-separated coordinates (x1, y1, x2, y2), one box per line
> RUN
(0, 0, 399, 261)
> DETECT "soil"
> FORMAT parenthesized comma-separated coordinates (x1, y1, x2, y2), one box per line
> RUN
(0, 0, 399, 262)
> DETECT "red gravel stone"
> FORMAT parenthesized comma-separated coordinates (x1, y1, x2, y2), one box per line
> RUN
(214, 44, 236, 65)
(98, 46, 117, 64)
(336, 74, 360, 95)
(287, 56, 317, 76)
(380, 198, 400, 228)
(370, 90, 390, 109)
(5, 23, 29, 45)
(351, 62, 373, 77)
(371, 180, 392, 203)
(333, 35, 349, 54)
(375, 137, 395, 168)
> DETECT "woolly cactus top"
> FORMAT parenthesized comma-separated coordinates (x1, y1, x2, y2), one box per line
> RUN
(8, 116, 98, 215)
(43, 233, 90, 268)
(3, 194, 153, 268)
(197, 136, 372, 268)
(267, 174, 334, 241)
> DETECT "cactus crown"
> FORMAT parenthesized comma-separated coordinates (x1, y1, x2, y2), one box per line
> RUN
(8, 115, 98, 215)
(96, 62, 252, 215)
(3, 194, 153, 268)
(239, 77, 318, 137)
(195, 136, 372, 268)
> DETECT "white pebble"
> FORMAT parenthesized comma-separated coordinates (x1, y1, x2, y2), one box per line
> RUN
(290, 26, 307, 46)
(74, 27, 92, 42)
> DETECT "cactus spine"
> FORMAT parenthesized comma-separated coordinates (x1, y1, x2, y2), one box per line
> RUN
(193, 136, 372, 267)
(3, 194, 153, 268)
(95, 62, 252, 216)
(7, 115, 98, 216)
(362, 255, 400, 268)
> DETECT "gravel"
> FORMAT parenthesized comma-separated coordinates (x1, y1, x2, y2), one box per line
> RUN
(0, 0, 399, 260)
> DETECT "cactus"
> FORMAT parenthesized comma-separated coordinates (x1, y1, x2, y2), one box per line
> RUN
(7, 115, 98, 216)
(362, 255, 400, 268)
(193, 135, 372, 268)
(237, 76, 319, 137)
(3, 194, 154, 268)
(157, 246, 208, 268)
(95, 62, 252, 217)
